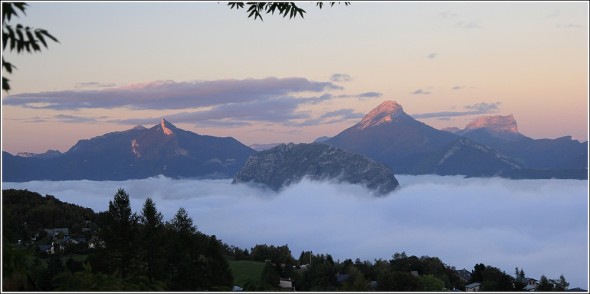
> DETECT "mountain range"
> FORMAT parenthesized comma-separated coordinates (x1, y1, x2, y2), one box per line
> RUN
(326, 101, 587, 179)
(2, 119, 255, 181)
(3, 101, 587, 183)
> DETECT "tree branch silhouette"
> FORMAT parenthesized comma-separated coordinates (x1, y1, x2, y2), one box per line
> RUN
(227, 2, 350, 21)
(2, 2, 59, 92)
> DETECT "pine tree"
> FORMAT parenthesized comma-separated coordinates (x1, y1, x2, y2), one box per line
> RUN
(102, 189, 138, 279)
(139, 197, 164, 282)
(537, 275, 554, 291)
(555, 274, 569, 291)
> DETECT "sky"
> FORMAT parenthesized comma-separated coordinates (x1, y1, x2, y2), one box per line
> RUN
(2, 175, 588, 289)
(1, 1, 588, 154)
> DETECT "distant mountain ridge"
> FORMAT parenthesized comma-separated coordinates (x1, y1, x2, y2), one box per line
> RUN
(249, 143, 282, 152)
(16, 150, 62, 159)
(327, 101, 587, 179)
(3, 119, 256, 182)
(327, 101, 460, 173)
(233, 143, 400, 195)
(3, 102, 587, 183)
(448, 114, 587, 171)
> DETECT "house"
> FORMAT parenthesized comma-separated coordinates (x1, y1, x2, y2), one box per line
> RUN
(522, 278, 538, 291)
(62, 236, 87, 245)
(523, 284, 537, 291)
(278, 278, 294, 291)
(45, 228, 69, 241)
(88, 236, 105, 249)
(465, 282, 481, 292)
(455, 268, 472, 282)
(37, 241, 61, 254)
(37, 244, 53, 254)
(232, 285, 243, 291)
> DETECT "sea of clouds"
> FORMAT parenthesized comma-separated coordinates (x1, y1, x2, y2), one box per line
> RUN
(3, 175, 588, 289)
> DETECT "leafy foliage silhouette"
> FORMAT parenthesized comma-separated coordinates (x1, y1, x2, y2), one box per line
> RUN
(227, 2, 350, 21)
(2, 2, 59, 92)
(2, 2, 349, 92)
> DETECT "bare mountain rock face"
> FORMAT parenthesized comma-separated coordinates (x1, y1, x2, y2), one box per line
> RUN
(232, 143, 400, 196)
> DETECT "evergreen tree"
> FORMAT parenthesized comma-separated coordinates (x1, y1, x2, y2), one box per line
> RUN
(102, 189, 138, 279)
(260, 261, 280, 289)
(138, 197, 165, 282)
(165, 207, 210, 290)
(170, 207, 196, 235)
(513, 267, 526, 290)
(555, 274, 569, 291)
(537, 275, 554, 291)
(205, 235, 233, 289)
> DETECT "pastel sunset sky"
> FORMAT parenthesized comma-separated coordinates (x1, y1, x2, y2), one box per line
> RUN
(1, 1, 588, 154)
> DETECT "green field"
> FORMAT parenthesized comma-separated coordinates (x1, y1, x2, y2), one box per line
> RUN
(228, 260, 265, 287)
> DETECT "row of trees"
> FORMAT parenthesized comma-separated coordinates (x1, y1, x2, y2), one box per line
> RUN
(3, 188, 573, 291)
(3, 188, 233, 291)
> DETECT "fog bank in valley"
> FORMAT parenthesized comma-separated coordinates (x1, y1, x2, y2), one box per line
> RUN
(3, 175, 588, 289)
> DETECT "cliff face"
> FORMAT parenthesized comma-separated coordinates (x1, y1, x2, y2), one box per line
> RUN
(232, 143, 400, 196)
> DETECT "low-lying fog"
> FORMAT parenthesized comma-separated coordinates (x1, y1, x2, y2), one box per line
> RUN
(3, 175, 588, 289)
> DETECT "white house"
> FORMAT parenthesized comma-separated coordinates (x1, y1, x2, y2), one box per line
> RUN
(465, 282, 482, 292)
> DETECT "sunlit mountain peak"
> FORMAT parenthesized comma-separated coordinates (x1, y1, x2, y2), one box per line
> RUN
(358, 100, 408, 129)
(160, 118, 175, 136)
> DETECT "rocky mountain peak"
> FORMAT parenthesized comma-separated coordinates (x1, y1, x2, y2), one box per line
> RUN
(358, 100, 408, 129)
(233, 143, 400, 196)
(160, 118, 176, 136)
(464, 115, 518, 134)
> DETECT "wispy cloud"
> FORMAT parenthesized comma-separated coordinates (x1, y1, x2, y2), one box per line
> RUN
(437, 11, 480, 29)
(358, 92, 383, 99)
(4, 78, 343, 110)
(292, 108, 364, 127)
(74, 82, 117, 89)
(319, 108, 364, 120)
(330, 73, 352, 83)
(427, 53, 438, 59)
(556, 23, 584, 29)
(114, 96, 314, 128)
(437, 11, 458, 19)
(21, 114, 108, 124)
(464, 102, 501, 112)
(300, 93, 334, 105)
(454, 20, 481, 29)
(412, 102, 501, 119)
(53, 114, 106, 123)
(412, 89, 431, 95)
(547, 9, 560, 18)
(334, 91, 383, 100)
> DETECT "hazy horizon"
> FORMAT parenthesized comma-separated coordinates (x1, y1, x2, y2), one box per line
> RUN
(3, 103, 589, 155)
(2, 2, 588, 154)
(2, 175, 588, 289)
